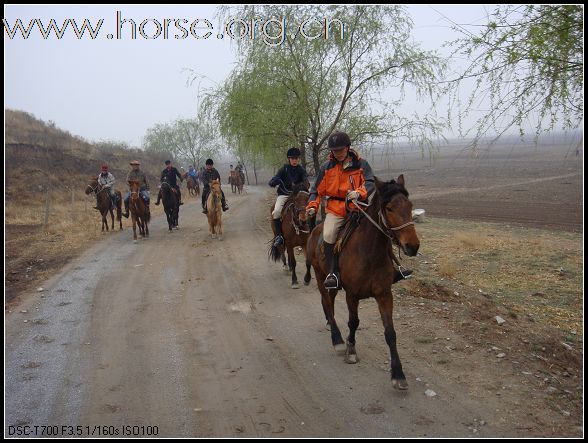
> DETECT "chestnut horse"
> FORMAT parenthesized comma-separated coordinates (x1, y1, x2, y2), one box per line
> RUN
(85, 177, 122, 232)
(230, 170, 244, 194)
(304, 175, 419, 390)
(268, 184, 314, 289)
(128, 180, 150, 242)
(206, 179, 223, 239)
(184, 173, 200, 197)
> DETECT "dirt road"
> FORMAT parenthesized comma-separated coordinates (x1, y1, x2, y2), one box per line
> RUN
(4, 186, 579, 438)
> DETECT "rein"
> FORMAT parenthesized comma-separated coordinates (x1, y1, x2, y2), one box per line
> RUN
(348, 196, 414, 273)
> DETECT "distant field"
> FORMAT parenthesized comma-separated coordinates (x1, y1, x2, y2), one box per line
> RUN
(369, 140, 582, 232)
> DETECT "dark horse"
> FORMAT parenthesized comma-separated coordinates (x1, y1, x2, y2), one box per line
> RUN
(268, 183, 314, 289)
(128, 179, 150, 242)
(304, 175, 420, 390)
(85, 177, 122, 232)
(160, 180, 179, 231)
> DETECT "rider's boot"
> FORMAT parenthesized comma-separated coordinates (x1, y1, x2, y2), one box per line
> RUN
(122, 200, 129, 218)
(154, 190, 161, 205)
(393, 267, 413, 283)
(272, 218, 284, 247)
(323, 242, 340, 290)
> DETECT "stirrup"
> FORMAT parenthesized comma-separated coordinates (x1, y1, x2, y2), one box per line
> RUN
(324, 273, 339, 290)
(273, 235, 284, 247)
(202, 208, 208, 214)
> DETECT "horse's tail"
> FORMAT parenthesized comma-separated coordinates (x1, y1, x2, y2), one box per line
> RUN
(268, 242, 282, 262)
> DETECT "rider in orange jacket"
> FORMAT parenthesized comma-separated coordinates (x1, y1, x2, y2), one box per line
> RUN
(306, 131, 375, 289)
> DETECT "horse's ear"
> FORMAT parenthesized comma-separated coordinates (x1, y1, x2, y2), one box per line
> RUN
(397, 174, 405, 187)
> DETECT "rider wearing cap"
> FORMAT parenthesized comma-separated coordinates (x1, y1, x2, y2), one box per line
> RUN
(122, 160, 150, 218)
(155, 160, 184, 206)
(201, 158, 229, 213)
(268, 147, 309, 247)
(95, 163, 116, 210)
(305, 131, 375, 290)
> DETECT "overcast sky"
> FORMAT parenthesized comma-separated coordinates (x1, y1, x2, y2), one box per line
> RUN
(4, 5, 498, 147)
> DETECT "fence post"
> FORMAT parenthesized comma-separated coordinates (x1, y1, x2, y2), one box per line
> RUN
(44, 189, 50, 230)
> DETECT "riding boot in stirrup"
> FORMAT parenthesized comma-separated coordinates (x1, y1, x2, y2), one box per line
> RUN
(393, 267, 413, 283)
(122, 201, 129, 218)
(323, 242, 340, 290)
(272, 218, 284, 247)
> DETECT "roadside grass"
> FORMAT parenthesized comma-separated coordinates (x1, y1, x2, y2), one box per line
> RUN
(5, 188, 167, 300)
(405, 217, 583, 336)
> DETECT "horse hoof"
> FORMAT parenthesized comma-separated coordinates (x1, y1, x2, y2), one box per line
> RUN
(133, 240, 137, 244)
(334, 344, 346, 355)
(211, 234, 216, 239)
(303, 277, 311, 286)
(392, 378, 409, 390)
(291, 283, 299, 289)
(344, 353, 359, 364)
(218, 236, 223, 241)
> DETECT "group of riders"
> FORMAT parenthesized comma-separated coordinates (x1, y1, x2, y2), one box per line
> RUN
(93, 158, 231, 220)
(93, 130, 411, 290)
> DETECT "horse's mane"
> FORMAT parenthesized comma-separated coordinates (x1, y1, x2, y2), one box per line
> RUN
(377, 179, 408, 204)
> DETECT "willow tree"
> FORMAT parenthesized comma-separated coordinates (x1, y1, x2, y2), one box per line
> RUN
(213, 5, 447, 173)
(143, 108, 220, 169)
(446, 5, 583, 142)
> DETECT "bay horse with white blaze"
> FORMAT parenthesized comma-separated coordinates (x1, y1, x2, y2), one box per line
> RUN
(304, 175, 419, 390)
(268, 183, 314, 289)
(85, 177, 122, 232)
(206, 179, 223, 239)
(128, 179, 150, 242)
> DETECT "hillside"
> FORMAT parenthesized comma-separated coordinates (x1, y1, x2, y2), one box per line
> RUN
(4, 109, 170, 301)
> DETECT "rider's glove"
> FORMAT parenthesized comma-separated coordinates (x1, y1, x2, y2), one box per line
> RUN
(347, 190, 361, 201)
(306, 207, 316, 217)
(268, 177, 279, 187)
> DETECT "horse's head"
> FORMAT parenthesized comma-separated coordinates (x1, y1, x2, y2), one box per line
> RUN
(375, 175, 420, 256)
(85, 176, 99, 195)
(290, 184, 311, 226)
(128, 179, 140, 198)
(210, 179, 221, 194)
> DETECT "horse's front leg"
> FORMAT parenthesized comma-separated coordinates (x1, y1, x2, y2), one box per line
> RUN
(316, 276, 345, 354)
(375, 291, 407, 390)
(345, 292, 360, 364)
(287, 246, 299, 289)
(131, 215, 138, 242)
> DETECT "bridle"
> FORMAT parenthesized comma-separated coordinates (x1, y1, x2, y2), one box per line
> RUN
(348, 190, 414, 275)
(284, 191, 311, 235)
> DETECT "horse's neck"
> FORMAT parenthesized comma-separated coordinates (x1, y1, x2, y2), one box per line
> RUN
(357, 194, 390, 255)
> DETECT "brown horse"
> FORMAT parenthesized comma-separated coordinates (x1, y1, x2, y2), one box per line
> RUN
(160, 180, 179, 231)
(304, 175, 420, 390)
(230, 170, 244, 194)
(184, 173, 200, 197)
(206, 179, 223, 239)
(85, 177, 122, 232)
(128, 180, 150, 242)
(268, 184, 313, 289)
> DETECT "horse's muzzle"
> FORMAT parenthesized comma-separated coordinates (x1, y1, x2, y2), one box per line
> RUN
(402, 244, 419, 257)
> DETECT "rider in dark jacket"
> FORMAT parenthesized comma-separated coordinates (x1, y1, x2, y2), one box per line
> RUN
(268, 147, 309, 247)
(155, 160, 184, 206)
(201, 159, 229, 213)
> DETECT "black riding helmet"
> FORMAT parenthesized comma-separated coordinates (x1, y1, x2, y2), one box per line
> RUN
(328, 131, 351, 150)
(205, 159, 214, 165)
(287, 147, 301, 158)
